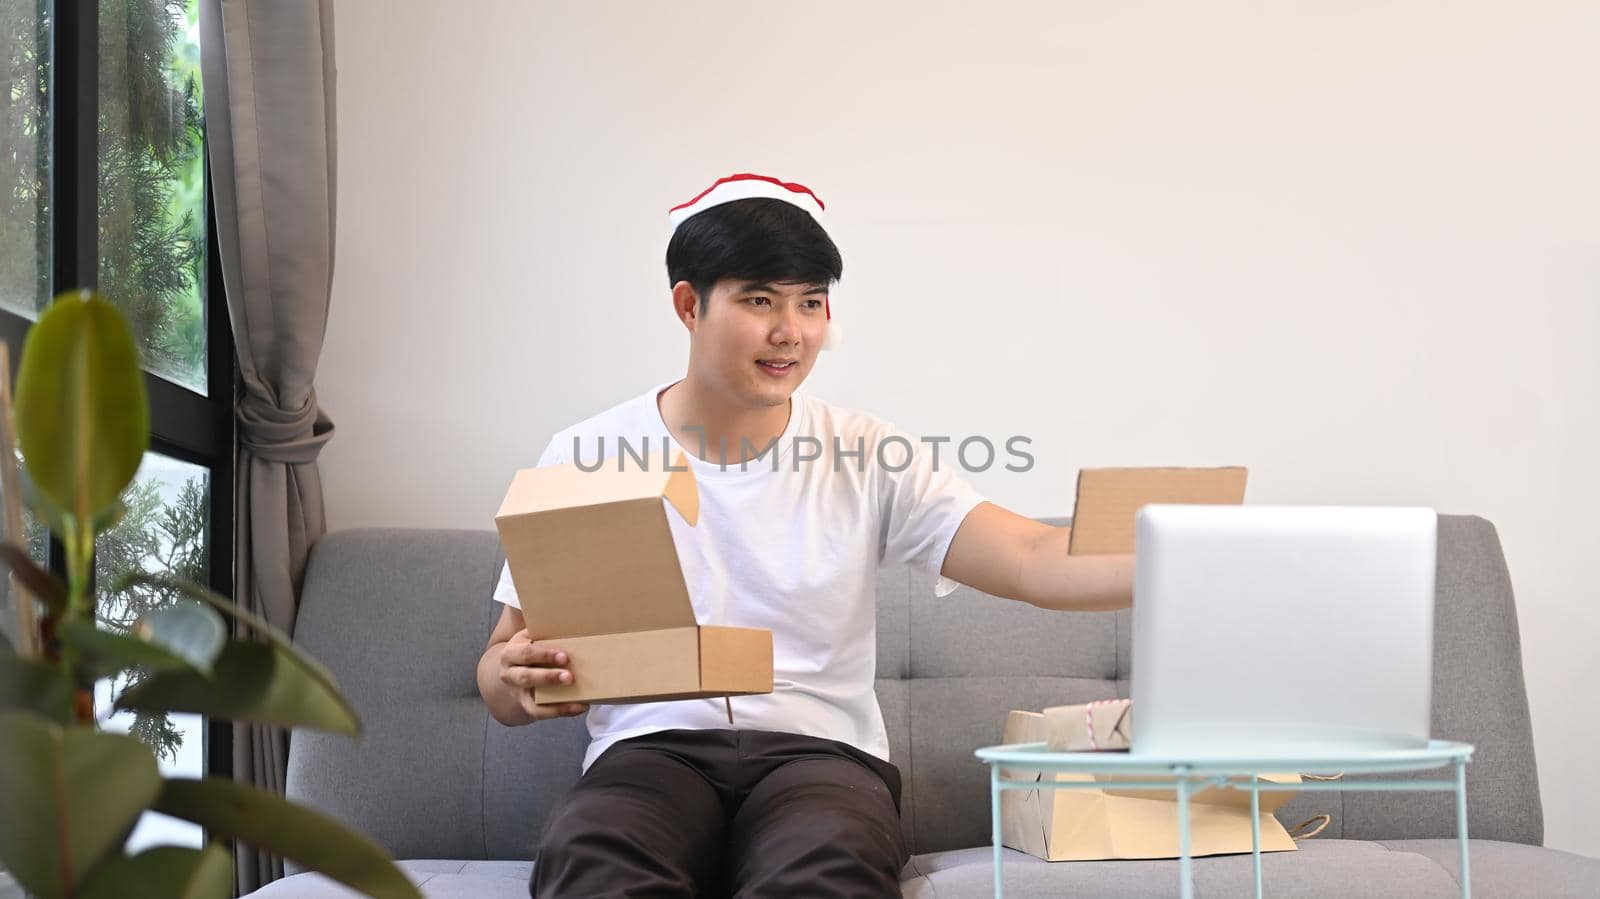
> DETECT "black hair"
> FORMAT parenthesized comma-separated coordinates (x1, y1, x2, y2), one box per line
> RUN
(665, 197, 843, 314)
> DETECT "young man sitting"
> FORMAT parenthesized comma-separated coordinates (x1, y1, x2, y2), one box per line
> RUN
(476, 173, 1135, 898)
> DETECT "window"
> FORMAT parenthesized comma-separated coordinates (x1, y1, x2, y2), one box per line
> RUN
(0, 1, 51, 315)
(98, 0, 208, 394)
(0, 0, 236, 855)
(94, 452, 212, 849)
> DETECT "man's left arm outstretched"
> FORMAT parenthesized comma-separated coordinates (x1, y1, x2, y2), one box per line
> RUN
(940, 502, 1135, 612)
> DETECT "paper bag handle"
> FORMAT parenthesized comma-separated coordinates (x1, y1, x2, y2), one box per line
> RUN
(1288, 814, 1332, 841)
(1284, 772, 1342, 841)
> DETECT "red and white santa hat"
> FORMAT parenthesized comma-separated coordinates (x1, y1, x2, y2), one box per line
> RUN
(668, 173, 842, 350)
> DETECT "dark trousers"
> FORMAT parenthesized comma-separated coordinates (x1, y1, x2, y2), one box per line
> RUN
(529, 728, 910, 898)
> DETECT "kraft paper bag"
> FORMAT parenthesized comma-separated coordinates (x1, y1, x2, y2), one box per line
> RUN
(1042, 700, 1305, 808)
(1000, 710, 1304, 862)
(1044, 698, 1133, 751)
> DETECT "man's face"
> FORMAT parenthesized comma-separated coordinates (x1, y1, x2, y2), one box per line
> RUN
(684, 277, 829, 409)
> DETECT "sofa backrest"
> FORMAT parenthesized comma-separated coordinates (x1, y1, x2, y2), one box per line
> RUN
(285, 514, 1542, 866)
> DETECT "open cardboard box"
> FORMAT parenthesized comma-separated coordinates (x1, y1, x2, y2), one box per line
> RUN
(1067, 466, 1249, 555)
(494, 452, 773, 706)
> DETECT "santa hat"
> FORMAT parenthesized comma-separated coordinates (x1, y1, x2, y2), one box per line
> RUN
(668, 173, 841, 350)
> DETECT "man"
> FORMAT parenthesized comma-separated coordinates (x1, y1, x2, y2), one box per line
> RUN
(476, 172, 1135, 898)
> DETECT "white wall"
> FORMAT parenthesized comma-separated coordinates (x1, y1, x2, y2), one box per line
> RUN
(320, 0, 1600, 856)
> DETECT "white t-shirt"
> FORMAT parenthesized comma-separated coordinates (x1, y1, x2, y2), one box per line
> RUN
(493, 379, 988, 773)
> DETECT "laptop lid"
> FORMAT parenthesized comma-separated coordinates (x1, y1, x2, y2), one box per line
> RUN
(1130, 505, 1437, 757)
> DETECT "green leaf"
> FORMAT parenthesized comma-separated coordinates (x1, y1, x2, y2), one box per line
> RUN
(115, 640, 360, 736)
(0, 540, 67, 616)
(115, 572, 277, 641)
(153, 777, 422, 899)
(60, 619, 204, 681)
(91, 499, 128, 535)
(14, 290, 151, 526)
(0, 653, 73, 722)
(77, 844, 233, 899)
(113, 573, 354, 725)
(136, 601, 226, 673)
(20, 466, 72, 542)
(0, 711, 163, 899)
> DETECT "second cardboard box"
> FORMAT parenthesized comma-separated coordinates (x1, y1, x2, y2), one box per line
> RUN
(495, 451, 773, 706)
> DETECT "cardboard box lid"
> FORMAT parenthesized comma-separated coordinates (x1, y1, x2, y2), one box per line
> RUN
(494, 452, 701, 638)
(1068, 466, 1247, 555)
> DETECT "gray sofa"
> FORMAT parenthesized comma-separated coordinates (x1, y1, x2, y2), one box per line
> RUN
(247, 515, 1598, 897)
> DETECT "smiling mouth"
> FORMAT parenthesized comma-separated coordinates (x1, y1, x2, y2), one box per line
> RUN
(757, 359, 797, 374)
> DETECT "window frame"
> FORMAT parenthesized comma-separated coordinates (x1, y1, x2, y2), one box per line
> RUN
(0, 0, 238, 784)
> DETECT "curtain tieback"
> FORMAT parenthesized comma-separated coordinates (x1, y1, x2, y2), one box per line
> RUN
(238, 390, 336, 465)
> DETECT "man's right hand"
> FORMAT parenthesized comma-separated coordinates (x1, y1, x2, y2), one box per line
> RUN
(478, 603, 589, 726)
(498, 628, 589, 722)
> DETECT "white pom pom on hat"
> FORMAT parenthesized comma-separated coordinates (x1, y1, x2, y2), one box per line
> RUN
(668, 172, 842, 350)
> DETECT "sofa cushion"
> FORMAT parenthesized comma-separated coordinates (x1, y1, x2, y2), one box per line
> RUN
(248, 860, 531, 899)
(246, 859, 927, 898)
(287, 530, 506, 865)
(245, 839, 1600, 898)
(906, 840, 1459, 898)
(904, 839, 1600, 899)
(1375, 839, 1600, 898)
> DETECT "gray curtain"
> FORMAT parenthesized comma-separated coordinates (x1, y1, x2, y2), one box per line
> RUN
(199, 0, 338, 892)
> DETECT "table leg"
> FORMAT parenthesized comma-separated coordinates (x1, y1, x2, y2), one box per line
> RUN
(992, 765, 1005, 899)
(1456, 759, 1471, 899)
(1251, 773, 1263, 899)
(1177, 765, 1194, 899)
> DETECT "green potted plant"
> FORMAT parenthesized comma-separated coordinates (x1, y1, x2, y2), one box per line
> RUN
(0, 290, 421, 899)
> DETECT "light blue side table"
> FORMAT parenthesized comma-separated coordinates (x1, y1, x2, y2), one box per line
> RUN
(975, 740, 1475, 899)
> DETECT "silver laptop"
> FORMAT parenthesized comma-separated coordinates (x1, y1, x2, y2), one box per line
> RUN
(1130, 505, 1437, 757)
